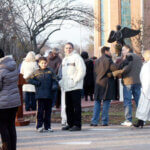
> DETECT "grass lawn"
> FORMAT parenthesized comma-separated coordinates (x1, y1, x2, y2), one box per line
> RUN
(81, 102, 137, 125)
(25, 101, 150, 125)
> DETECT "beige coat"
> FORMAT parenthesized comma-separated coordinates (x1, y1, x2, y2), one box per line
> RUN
(20, 61, 39, 92)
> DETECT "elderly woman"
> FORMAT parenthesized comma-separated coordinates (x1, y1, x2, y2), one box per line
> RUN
(135, 50, 150, 128)
(0, 49, 21, 150)
(20, 51, 39, 111)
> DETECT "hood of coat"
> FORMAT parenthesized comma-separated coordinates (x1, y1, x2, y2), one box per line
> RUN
(0, 55, 16, 71)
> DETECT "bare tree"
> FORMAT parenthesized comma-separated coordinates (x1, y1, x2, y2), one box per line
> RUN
(0, 0, 14, 51)
(8, 0, 94, 53)
(0, 0, 31, 63)
(84, 35, 94, 57)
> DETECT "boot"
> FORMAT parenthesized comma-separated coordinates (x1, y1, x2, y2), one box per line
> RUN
(134, 119, 144, 128)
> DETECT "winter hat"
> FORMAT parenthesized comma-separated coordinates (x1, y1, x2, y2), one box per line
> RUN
(81, 51, 89, 59)
(0, 49, 4, 58)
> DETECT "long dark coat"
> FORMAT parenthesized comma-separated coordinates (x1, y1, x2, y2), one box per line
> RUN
(83, 59, 94, 95)
(94, 54, 117, 101)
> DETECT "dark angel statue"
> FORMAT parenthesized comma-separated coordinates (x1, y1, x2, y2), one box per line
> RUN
(108, 25, 140, 46)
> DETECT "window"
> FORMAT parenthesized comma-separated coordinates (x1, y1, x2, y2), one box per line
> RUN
(121, 0, 131, 44)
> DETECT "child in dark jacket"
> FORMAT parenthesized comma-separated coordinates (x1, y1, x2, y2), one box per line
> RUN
(27, 57, 57, 132)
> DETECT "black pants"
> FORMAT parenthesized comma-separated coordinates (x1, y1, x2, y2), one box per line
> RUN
(65, 90, 82, 128)
(0, 107, 18, 150)
(25, 92, 36, 111)
(36, 99, 52, 130)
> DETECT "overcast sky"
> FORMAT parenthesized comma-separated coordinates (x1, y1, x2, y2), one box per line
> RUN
(48, 0, 94, 48)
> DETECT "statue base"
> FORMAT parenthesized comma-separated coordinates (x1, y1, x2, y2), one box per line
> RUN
(15, 118, 30, 126)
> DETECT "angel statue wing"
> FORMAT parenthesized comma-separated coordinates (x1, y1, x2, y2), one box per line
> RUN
(107, 30, 116, 43)
(121, 27, 140, 38)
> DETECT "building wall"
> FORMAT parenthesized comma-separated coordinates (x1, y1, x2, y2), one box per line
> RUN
(143, 0, 150, 50)
(94, 0, 150, 56)
(110, 0, 121, 30)
(130, 0, 141, 53)
(94, 0, 101, 56)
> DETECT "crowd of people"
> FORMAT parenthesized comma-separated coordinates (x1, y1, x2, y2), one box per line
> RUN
(1, 41, 150, 149)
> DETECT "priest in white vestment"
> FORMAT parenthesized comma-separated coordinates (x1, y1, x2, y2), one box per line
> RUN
(135, 50, 150, 126)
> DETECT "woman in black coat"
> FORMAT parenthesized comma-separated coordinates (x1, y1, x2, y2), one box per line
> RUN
(81, 51, 94, 101)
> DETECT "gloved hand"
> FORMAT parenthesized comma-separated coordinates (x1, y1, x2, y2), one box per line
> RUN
(107, 72, 112, 78)
(112, 70, 123, 77)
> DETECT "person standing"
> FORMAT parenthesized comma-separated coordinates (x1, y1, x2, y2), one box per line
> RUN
(0, 49, 21, 150)
(27, 57, 57, 132)
(47, 48, 62, 75)
(91, 46, 117, 126)
(112, 45, 143, 126)
(20, 51, 39, 111)
(47, 48, 62, 108)
(57, 64, 67, 126)
(81, 51, 94, 101)
(59, 42, 86, 131)
(134, 50, 150, 128)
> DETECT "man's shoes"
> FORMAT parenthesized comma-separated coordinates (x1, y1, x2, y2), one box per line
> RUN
(102, 124, 108, 126)
(62, 125, 70, 130)
(69, 126, 81, 131)
(121, 120, 132, 127)
(44, 128, 53, 132)
(37, 127, 43, 132)
(90, 123, 98, 126)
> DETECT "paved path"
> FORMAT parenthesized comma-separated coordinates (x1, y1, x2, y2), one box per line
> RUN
(3, 123, 150, 150)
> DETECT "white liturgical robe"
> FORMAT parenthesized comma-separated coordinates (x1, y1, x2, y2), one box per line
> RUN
(136, 60, 150, 121)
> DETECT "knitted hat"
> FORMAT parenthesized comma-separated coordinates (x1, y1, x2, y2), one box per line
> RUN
(81, 51, 89, 59)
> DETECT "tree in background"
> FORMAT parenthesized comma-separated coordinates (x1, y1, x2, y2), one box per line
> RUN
(0, 0, 33, 63)
(84, 35, 94, 58)
(7, 0, 94, 53)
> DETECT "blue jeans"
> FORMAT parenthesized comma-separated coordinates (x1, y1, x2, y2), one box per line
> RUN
(91, 100, 111, 125)
(123, 84, 141, 122)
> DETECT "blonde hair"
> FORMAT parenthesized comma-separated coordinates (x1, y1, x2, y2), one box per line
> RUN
(24, 51, 36, 62)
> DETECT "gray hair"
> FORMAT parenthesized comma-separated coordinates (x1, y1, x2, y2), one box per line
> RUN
(24, 51, 36, 62)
